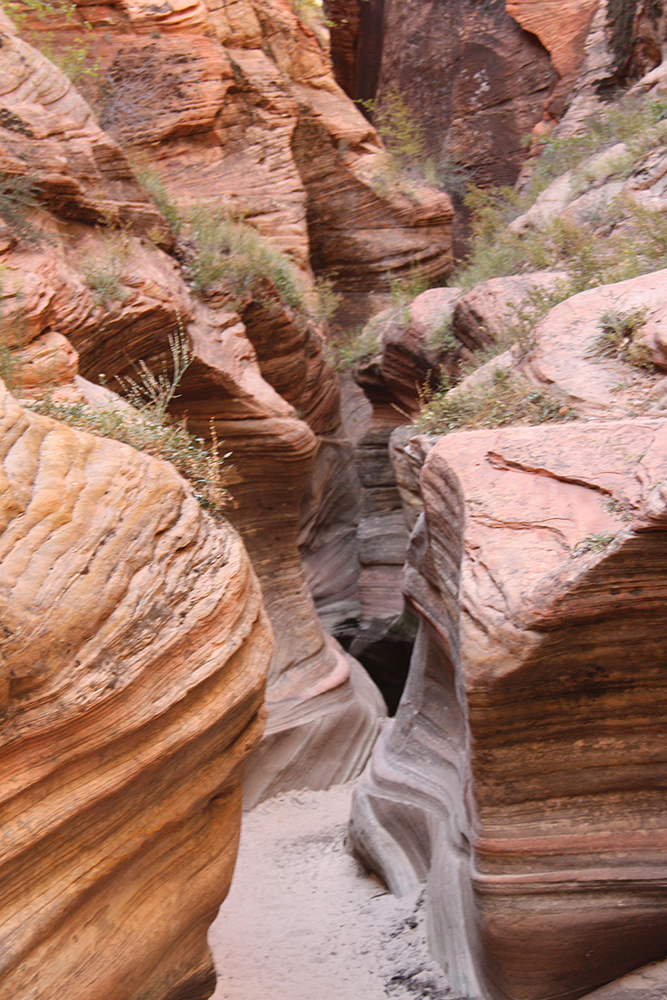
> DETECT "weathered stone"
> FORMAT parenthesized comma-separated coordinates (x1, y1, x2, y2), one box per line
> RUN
(0, 382, 270, 1000)
(0, 15, 387, 812)
(352, 414, 667, 1000)
(452, 271, 568, 352)
(0, 11, 168, 238)
(354, 287, 463, 423)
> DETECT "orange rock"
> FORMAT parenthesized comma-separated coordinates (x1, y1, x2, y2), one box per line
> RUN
(507, 0, 600, 97)
(352, 416, 667, 999)
(0, 381, 271, 1000)
(0, 0, 388, 812)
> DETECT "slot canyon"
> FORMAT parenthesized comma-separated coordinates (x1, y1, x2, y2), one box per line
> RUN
(1, 1, 667, 998)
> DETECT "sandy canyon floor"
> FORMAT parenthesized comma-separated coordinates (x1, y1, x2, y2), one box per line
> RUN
(208, 782, 458, 1000)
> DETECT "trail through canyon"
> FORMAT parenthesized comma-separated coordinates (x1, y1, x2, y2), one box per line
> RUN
(208, 783, 456, 1000)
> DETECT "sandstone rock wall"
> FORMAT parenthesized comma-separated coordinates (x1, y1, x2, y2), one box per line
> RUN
(325, 0, 666, 192)
(0, 8, 391, 807)
(0, 382, 271, 1000)
(351, 271, 667, 999)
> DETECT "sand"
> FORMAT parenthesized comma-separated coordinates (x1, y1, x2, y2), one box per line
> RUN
(208, 783, 458, 1000)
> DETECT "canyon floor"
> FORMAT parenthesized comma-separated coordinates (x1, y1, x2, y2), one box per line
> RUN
(208, 782, 457, 1000)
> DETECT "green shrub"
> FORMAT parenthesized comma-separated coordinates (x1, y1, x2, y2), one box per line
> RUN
(134, 166, 182, 235)
(574, 532, 616, 554)
(27, 324, 230, 517)
(365, 88, 426, 170)
(6, 0, 99, 84)
(30, 396, 230, 516)
(456, 93, 667, 290)
(0, 173, 48, 246)
(187, 209, 304, 313)
(591, 306, 657, 371)
(329, 323, 381, 372)
(82, 230, 131, 305)
(308, 275, 341, 326)
(415, 364, 575, 435)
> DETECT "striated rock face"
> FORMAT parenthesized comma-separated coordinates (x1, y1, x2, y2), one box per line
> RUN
(0, 382, 271, 1000)
(352, 417, 667, 1000)
(77, 0, 452, 306)
(0, 10, 388, 808)
(350, 270, 667, 999)
(327, 0, 665, 193)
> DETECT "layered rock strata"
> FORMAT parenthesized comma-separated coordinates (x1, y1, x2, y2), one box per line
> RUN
(0, 13, 388, 805)
(74, 0, 453, 311)
(351, 272, 667, 999)
(0, 382, 271, 1000)
(352, 417, 667, 1000)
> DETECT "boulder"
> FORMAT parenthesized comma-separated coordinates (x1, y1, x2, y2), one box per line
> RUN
(0, 382, 271, 1000)
(351, 415, 667, 1000)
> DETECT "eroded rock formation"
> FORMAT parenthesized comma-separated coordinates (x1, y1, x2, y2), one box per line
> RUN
(0, 6, 397, 809)
(350, 269, 667, 999)
(0, 382, 271, 1000)
(326, 0, 667, 194)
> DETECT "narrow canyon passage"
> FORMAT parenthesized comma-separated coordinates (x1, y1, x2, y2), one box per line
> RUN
(208, 783, 456, 1000)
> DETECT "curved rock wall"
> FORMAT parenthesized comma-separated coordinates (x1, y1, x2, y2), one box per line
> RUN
(0, 8, 392, 807)
(0, 382, 271, 1000)
(352, 417, 667, 1000)
(351, 270, 667, 999)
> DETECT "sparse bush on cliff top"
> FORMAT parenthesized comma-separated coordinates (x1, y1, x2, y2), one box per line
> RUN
(415, 364, 575, 436)
(27, 324, 231, 518)
(6, 0, 99, 84)
(187, 208, 305, 314)
(362, 88, 471, 198)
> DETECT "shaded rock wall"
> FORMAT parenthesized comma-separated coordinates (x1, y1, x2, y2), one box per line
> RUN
(326, 0, 666, 192)
(0, 383, 270, 1000)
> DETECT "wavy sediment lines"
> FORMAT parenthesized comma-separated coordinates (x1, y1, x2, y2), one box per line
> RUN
(352, 418, 667, 1000)
(0, 383, 271, 1000)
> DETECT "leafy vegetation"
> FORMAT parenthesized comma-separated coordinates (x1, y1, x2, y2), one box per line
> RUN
(591, 306, 657, 370)
(574, 532, 617, 554)
(82, 230, 131, 306)
(6, 0, 99, 84)
(456, 94, 667, 291)
(187, 208, 305, 314)
(0, 173, 47, 246)
(362, 89, 471, 198)
(329, 323, 381, 372)
(134, 165, 182, 235)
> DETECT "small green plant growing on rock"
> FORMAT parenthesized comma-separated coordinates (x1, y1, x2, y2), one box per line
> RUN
(574, 532, 616, 554)
(187, 208, 304, 314)
(308, 275, 341, 327)
(367, 89, 426, 170)
(329, 323, 380, 372)
(388, 267, 429, 309)
(427, 318, 458, 355)
(603, 496, 635, 521)
(82, 229, 131, 306)
(28, 322, 230, 517)
(6, 0, 99, 85)
(455, 93, 667, 291)
(592, 306, 655, 369)
(0, 173, 48, 246)
(415, 364, 575, 435)
(134, 165, 182, 235)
